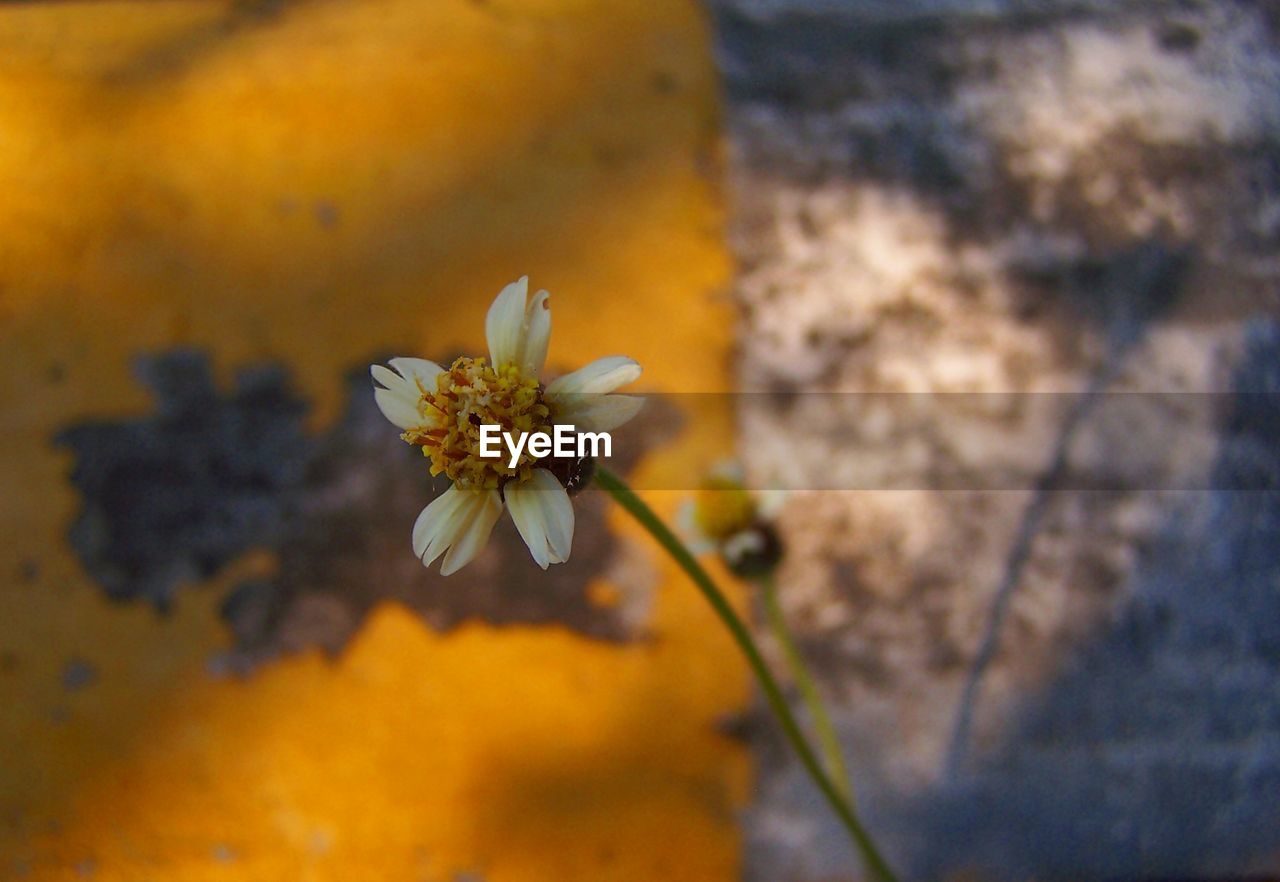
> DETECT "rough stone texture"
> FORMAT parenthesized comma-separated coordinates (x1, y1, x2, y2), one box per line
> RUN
(707, 0, 1280, 878)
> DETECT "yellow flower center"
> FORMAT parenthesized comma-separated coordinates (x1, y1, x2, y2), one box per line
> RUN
(693, 477, 759, 542)
(402, 356, 551, 489)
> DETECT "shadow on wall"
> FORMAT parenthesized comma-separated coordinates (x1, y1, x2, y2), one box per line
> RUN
(906, 320, 1280, 879)
(57, 350, 681, 670)
(708, 1, 1280, 879)
(942, 240, 1191, 777)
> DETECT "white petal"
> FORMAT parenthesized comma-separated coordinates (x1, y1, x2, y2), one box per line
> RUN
(388, 357, 444, 389)
(504, 485, 550, 569)
(552, 393, 644, 432)
(440, 490, 504, 575)
(757, 490, 790, 518)
(374, 386, 422, 430)
(484, 277, 552, 376)
(412, 485, 473, 563)
(486, 276, 529, 369)
(371, 358, 442, 430)
(519, 289, 552, 377)
(675, 498, 716, 554)
(546, 356, 641, 396)
(412, 486, 501, 576)
(504, 469, 575, 568)
(370, 363, 403, 391)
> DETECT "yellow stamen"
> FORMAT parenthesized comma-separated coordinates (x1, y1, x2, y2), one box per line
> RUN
(401, 356, 551, 489)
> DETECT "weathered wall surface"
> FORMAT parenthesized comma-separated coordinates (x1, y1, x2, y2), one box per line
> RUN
(708, 0, 1280, 878)
(0, 3, 746, 881)
(4, 1, 1278, 879)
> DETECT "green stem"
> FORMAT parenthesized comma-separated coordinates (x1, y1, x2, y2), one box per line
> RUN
(594, 467, 898, 882)
(759, 573, 854, 804)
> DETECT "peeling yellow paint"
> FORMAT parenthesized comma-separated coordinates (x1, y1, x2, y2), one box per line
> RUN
(0, 1, 744, 879)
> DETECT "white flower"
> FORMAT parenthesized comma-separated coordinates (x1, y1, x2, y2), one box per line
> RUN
(371, 277, 643, 575)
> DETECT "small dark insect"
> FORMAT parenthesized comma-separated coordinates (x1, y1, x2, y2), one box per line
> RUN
(542, 454, 595, 496)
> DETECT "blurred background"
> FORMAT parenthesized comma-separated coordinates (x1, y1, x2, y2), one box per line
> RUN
(1, 1, 1277, 880)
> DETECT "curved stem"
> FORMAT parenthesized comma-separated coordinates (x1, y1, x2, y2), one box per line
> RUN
(759, 573, 854, 804)
(594, 467, 898, 882)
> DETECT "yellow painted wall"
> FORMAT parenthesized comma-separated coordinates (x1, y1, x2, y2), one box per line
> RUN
(0, 1, 746, 878)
